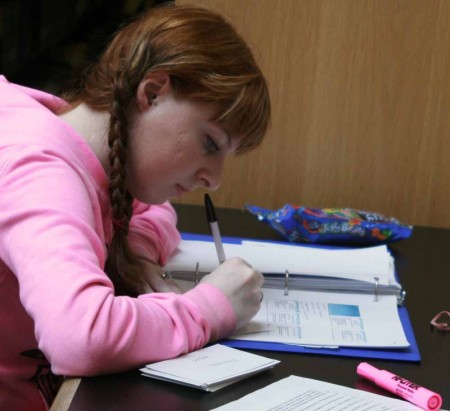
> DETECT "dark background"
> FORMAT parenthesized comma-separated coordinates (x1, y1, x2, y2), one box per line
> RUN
(0, 0, 170, 94)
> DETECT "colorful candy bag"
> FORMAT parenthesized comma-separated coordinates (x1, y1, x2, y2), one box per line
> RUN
(246, 204, 413, 245)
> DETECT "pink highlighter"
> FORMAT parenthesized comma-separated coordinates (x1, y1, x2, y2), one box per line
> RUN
(357, 362, 442, 411)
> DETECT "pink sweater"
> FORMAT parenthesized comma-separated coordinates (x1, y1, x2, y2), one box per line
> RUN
(0, 76, 236, 411)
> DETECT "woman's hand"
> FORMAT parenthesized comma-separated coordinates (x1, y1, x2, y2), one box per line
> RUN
(200, 257, 264, 329)
(139, 258, 182, 294)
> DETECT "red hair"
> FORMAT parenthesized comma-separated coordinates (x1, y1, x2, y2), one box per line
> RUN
(65, 4, 270, 295)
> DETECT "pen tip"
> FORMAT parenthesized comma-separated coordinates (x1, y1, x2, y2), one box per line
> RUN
(204, 194, 216, 221)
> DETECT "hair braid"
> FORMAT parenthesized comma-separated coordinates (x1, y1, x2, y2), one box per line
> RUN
(104, 75, 145, 296)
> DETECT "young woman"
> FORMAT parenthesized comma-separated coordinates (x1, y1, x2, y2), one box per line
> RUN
(0, 4, 270, 410)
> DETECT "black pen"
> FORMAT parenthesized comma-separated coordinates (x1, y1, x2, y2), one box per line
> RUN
(204, 194, 226, 264)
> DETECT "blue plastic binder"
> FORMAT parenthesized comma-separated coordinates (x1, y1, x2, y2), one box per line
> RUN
(180, 232, 421, 362)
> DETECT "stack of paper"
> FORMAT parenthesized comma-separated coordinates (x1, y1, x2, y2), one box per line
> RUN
(165, 239, 402, 298)
(140, 344, 279, 392)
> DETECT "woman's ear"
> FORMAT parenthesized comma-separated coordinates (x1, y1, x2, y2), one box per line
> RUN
(136, 72, 171, 111)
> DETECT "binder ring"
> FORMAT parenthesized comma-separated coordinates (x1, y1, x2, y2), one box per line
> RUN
(398, 289, 406, 305)
(195, 262, 200, 285)
(284, 270, 290, 296)
(161, 272, 170, 280)
(374, 276, 379, 302)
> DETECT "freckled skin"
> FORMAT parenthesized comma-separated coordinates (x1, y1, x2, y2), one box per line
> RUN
(126, 90, 236, 205)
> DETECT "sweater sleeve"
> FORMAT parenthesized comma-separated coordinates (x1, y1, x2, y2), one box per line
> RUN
(0, 146, 236, 376)
(127, 200, 181, 266)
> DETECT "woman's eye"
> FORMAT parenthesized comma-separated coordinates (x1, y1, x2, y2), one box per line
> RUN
(204, 136, 220, 153)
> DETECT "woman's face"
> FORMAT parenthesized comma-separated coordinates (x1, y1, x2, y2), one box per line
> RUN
(126, 87, 237, 205)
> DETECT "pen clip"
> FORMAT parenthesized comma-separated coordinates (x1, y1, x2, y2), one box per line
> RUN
(204, 194, 226, 264)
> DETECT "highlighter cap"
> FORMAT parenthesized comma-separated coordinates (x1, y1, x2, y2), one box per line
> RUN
(423, 392, 443, 411)
(357, 362, 443, 411)
(357, 362, 379, 383)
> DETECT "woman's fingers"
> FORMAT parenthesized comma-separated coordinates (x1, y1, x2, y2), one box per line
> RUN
(200, 257, 264, 329)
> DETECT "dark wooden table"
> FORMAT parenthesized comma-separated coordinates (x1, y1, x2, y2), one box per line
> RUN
(61, 204, 449, 410)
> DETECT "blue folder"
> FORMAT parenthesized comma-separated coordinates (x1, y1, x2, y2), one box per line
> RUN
(181, 232, 421, 362)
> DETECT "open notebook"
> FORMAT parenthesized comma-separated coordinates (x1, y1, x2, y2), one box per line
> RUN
(163, 234, 420, 360)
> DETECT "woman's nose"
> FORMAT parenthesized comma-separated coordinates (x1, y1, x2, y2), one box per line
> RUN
(197, 172, 220, 191)
(196, 161, 224, 191)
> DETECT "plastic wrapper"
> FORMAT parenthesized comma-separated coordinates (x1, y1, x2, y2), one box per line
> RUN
(246, 204, 413, 245)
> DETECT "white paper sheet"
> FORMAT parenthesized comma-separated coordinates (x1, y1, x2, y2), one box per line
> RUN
(140, 344, 279, 392)
(232, 289, 409, 348)
(211, 375, 427, 411)
(165, 239, 397, 286)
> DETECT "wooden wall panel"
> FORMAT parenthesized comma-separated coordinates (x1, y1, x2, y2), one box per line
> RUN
(175, 0, 450, 228)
